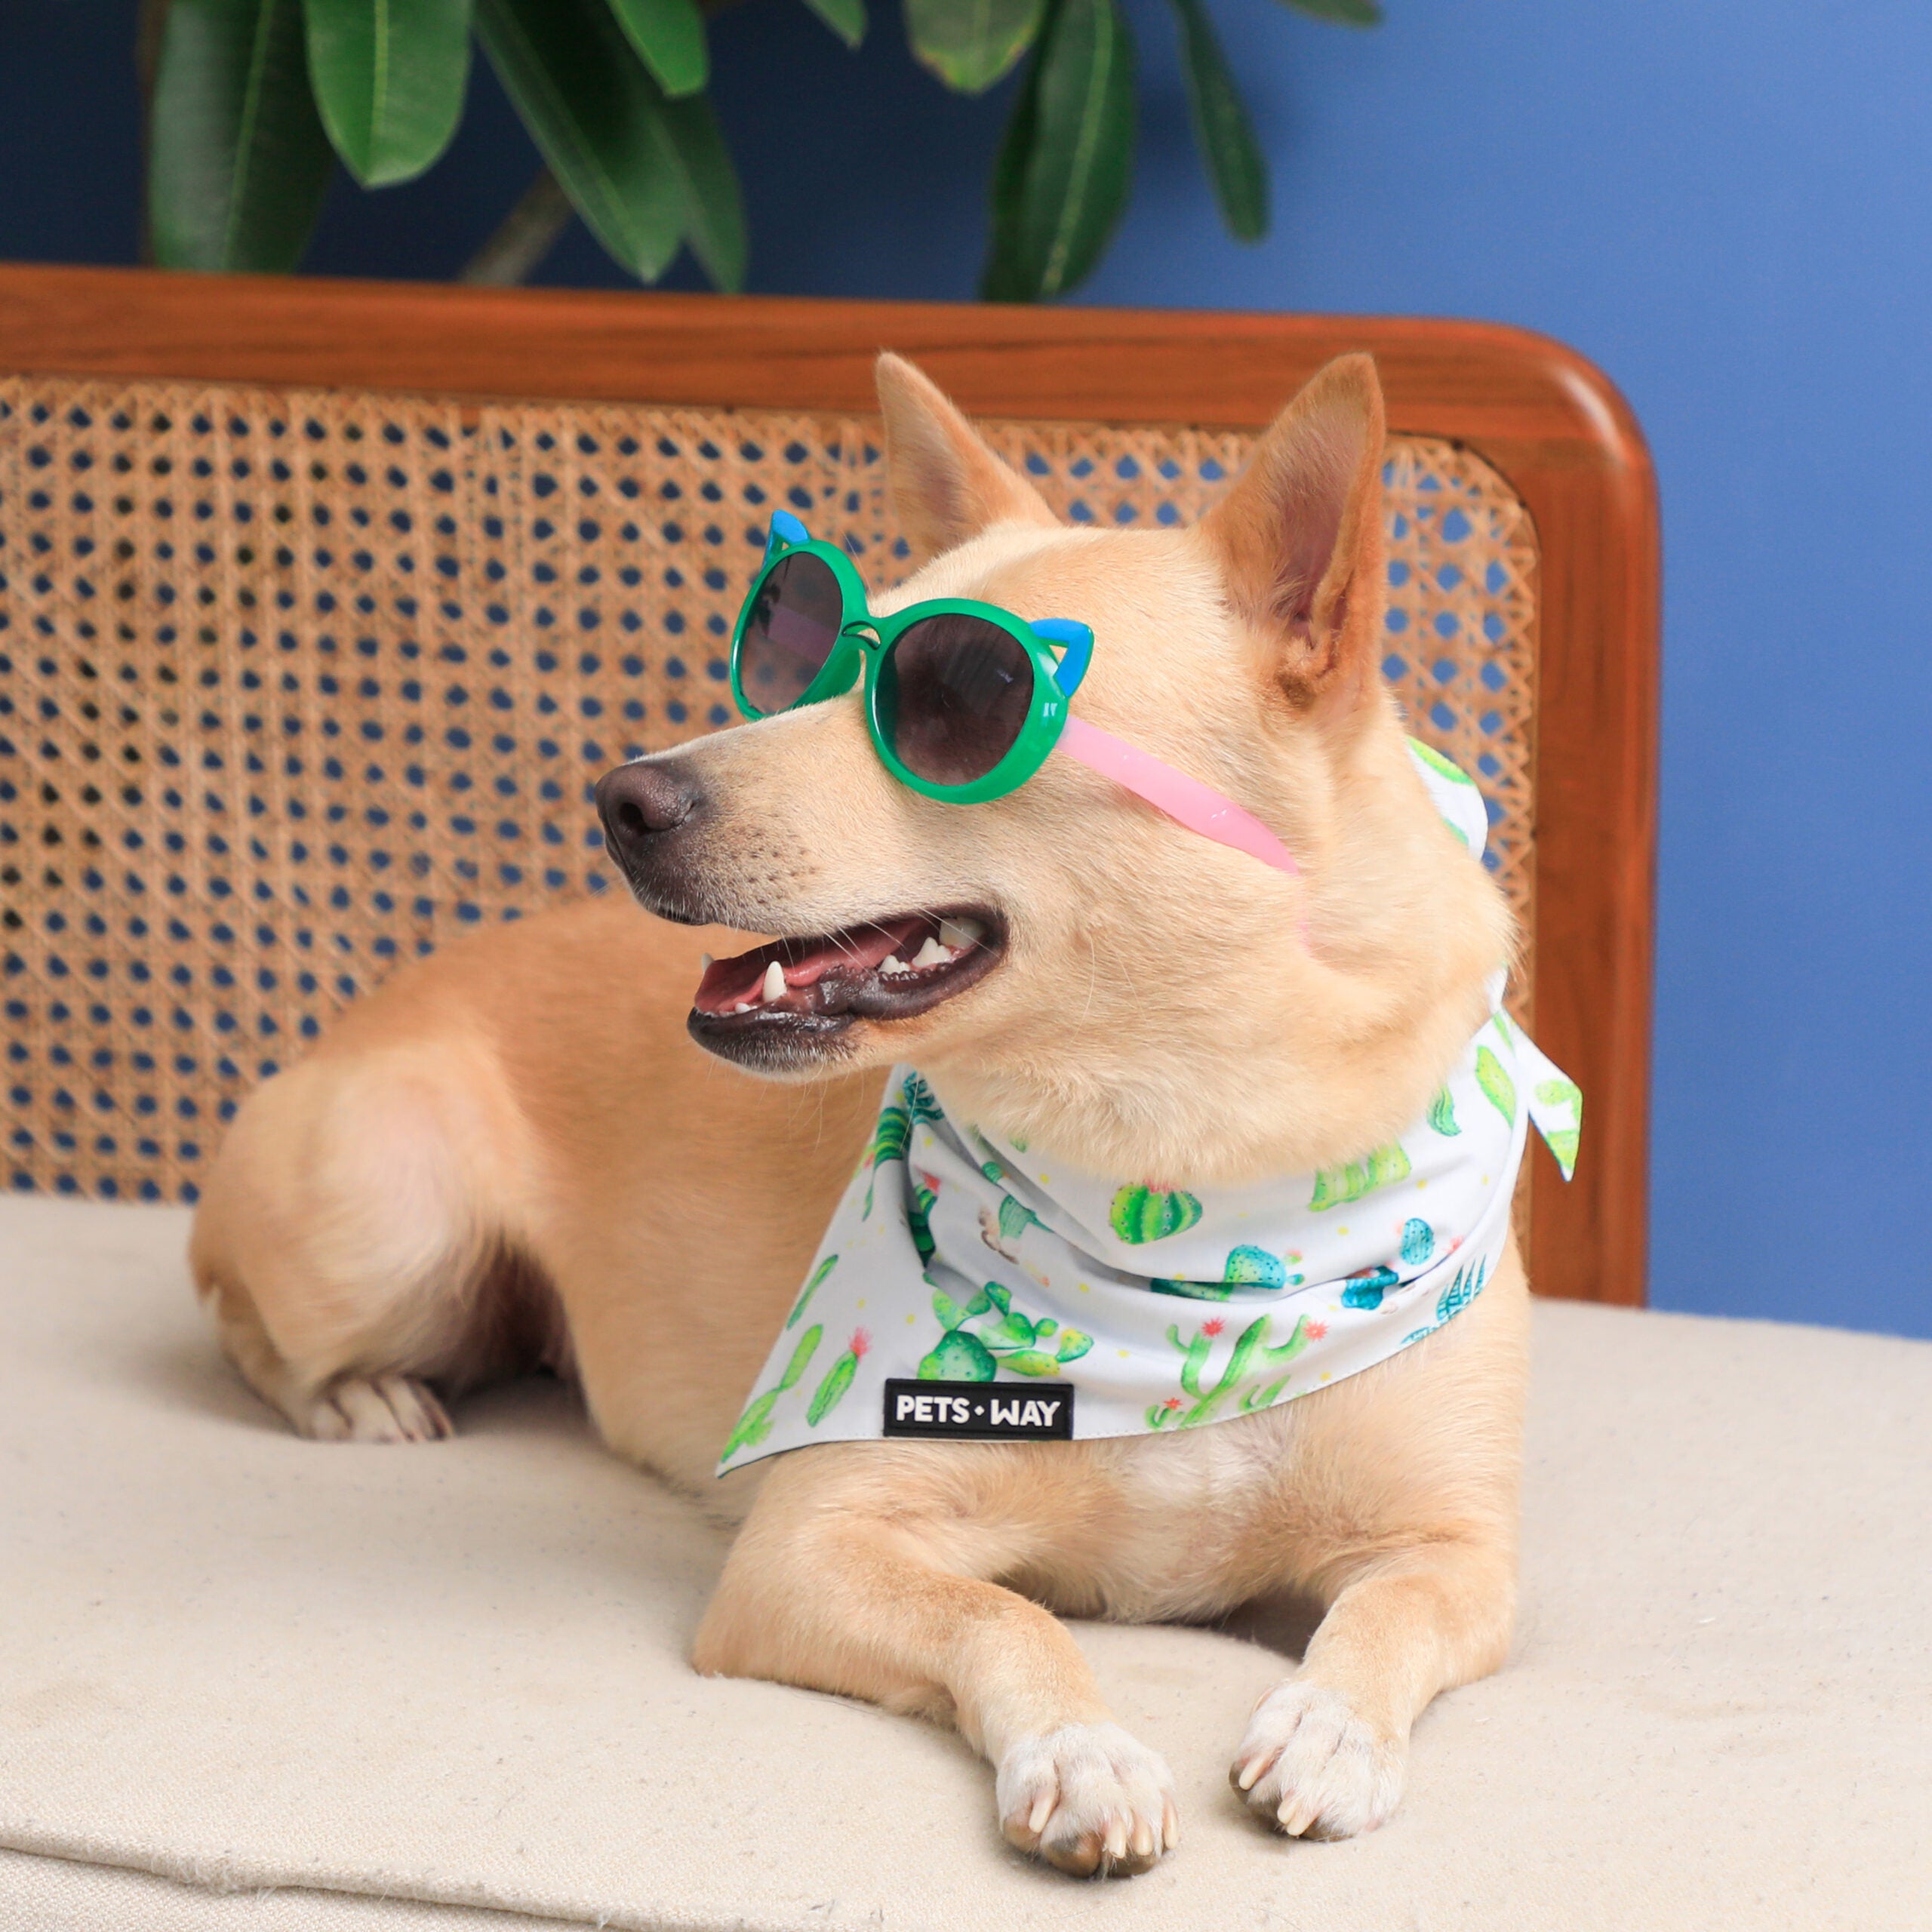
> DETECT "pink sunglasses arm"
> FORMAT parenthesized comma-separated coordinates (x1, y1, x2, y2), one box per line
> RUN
(1056, 716, 1301, 877)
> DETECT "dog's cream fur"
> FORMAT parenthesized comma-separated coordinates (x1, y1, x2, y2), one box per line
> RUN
(190, 353, 1527, 1875)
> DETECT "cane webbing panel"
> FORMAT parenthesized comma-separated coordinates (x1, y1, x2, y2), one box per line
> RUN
(0, 378, 1537, 1204)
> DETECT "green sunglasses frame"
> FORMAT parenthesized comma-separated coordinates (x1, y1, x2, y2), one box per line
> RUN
(728, 511, 1093, 805)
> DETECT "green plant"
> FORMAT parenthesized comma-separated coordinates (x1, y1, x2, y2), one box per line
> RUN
(138, 0, 1380, 300)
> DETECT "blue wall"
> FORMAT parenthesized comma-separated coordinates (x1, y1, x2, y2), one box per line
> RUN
(6, 3, 1930, 1337)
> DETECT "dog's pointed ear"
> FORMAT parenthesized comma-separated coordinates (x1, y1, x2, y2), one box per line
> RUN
(1202, 354, 1387, 712)
(876, 352, 1058, 563)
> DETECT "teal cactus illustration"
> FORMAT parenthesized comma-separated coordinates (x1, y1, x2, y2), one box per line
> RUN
(1435, 1257, 1488, 1324)
(1309, 1143, 1411, 1211)
(1342, 1264, 1398, 1310)
(918, 1278, 1092, 1381)
(900, 1072, 946, 1125)
(786, 1254, 837, 1330)
(806, 1328, 869, 1426)
(1400, 1218, 1435, 1265)
(1146, 1311, 1322, 1429)
(1428, 1086, 1461, 1137)
(997, 1195, 1042, 1245)
(1109, 1183, 1204, 1244)
(1151, 1242, 1303, 1301)
(721, 1324, 823, 1460)
(1475, 1046, 1516, 1127)
(863, 1103, 911, 1217)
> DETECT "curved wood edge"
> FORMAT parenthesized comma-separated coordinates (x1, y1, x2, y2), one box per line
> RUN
(0, 263, 1658, 1306)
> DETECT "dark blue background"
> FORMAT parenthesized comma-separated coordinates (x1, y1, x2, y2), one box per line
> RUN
(8, 2, 1929, 1337)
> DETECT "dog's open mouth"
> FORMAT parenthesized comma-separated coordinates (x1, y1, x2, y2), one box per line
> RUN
(688, 908, 1004, 1060)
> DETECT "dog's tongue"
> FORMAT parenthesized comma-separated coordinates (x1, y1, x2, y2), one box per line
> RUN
(694, 915, 936, 1016)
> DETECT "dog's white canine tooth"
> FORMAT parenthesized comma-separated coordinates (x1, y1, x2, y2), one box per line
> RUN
(938, 917, 982, 950)
(700, 952, 713, 969)
(911, 935, 947, 969)
(731, 1001, 752, 1014)
(761, 960, 785, 1004)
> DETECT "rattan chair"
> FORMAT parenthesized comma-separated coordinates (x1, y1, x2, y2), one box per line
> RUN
(0, 264, 1657, 1307)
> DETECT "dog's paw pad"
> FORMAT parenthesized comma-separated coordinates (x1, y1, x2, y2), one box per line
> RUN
(996, 1721, 1178, 1877)
(1230, 1681, 1404, 1840)
(304, 1374, 453, 1444)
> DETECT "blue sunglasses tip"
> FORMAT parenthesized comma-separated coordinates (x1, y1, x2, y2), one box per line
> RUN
(768, 509, 811, 548)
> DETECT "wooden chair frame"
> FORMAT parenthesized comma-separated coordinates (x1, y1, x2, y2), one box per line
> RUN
(0, 263, 1658, 1307)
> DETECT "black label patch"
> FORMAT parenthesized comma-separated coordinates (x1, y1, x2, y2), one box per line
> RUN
(881, 1378, 1075, 1441)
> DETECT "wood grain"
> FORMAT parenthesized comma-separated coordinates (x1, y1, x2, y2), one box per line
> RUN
(0, 264, 1658, 1306)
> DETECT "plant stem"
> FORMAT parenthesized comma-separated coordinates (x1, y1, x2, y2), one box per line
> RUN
(460, 168, 574, 286)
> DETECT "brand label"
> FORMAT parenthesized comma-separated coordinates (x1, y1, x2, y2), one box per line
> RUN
(881, 1378, 1075, 1441)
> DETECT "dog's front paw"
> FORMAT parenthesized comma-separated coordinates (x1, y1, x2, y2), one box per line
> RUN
(303, 1374, 453, 1444)
(1230, 1681, 1404, 1840)
(996, 1721, 1179, 1877)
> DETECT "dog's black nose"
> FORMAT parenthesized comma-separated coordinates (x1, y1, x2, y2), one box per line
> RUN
(595, 759, 702, 875)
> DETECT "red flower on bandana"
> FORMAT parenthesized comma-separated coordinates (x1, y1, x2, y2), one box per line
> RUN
(850, 1329, 871, 1358)
(1161, 1396, 1183, 1411)
(1306, 1320, 1328, 1340)
(1202, 1318, 1225, 1337)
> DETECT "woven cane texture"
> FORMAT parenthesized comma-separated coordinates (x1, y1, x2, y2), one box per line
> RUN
(0, 379, 1537, 1204)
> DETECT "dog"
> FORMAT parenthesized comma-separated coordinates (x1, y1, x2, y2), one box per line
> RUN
(189, 350, 1525, 1876)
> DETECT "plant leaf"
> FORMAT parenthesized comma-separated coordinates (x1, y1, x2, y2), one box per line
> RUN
(798, 0, 867, 49)
(605, 0, 709, 96)
(304, 0, 472, 187)
(1167, 0, 1266, 240)
(906, 0, 1047, 93)
(475, 0, 686, 281)
(654, 89, 747, 290)
(980, 0, 1136, 302)
(1278, 0, 1380, 23)
(148, 0, 336, 271)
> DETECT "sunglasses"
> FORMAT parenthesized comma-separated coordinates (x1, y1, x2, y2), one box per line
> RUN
(730, 511, 1300, 875)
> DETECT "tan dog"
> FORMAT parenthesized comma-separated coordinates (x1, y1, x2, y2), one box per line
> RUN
(190, 352, 1525, 1876)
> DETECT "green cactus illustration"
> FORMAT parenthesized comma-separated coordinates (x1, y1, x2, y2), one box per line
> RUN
(918, 1278, 1091, 1381)
(1428, 1086, 1461, 1137)
(906, 1180, 938, 1266)
(786, 1254, 837, 1329)
(806, 1327, 869, 1426)
(1109, 1183, 1204, 1244)
(721, 1324, 823, 1460)
(1475, 1045, 1516, 1127)
(863, 1104, 910, 1217)
(997, 1195, 1042, 1244)
(1533, 1075, 1582, 1177)
(1308, 1143, 1411, 1211)
(1408, 737, 1477, 787)
(1146, 1311, 1320, 1429)
(1541, 1128, 1580, 1179)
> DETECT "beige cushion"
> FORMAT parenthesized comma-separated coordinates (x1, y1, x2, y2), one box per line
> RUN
(3, 1195, 1927, 1931)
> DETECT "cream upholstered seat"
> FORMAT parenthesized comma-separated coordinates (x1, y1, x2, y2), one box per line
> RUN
(4, 1192, 1930, 1931)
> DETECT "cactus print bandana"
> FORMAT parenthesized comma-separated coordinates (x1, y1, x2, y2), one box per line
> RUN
(718, 746, 1582, 1472)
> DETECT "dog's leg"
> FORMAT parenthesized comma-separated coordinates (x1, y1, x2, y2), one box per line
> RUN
(694, 1444, 1179, 1877)
(1229, 1243, 1531, 1841)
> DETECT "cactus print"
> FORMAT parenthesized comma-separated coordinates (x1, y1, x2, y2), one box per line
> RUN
(1147, 1311, 1322, 1429)
(1149, 1241, 1304, 1301)
(919, 1278, 1094, 1382)
(806, 1330, 869, 1426)
(1428, 1087, 1461, 1137)
(786, 1254, 837, 1330)
(1109, 1183, 1205, 1244)
(863, 1104, 911, 1217)
(1308, 1143, 1411, 1211)
(1475, 1046, 1517, 1127)
(721, 1325, 823, 1460)
(1400, 1218, 1435, 1265)
(1342, 1265, 1398, 1310)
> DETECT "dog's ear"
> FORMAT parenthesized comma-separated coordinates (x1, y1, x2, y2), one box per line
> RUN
(1202, 354, 1386, 713)
(876, 352, 1058, 562)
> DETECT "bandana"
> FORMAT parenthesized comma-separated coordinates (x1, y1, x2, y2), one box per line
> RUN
(718, 746, 1581, 1473)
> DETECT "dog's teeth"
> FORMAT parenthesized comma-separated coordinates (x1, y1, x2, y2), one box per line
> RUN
(731, 1001, 752, 1014)
(911, 935, 947, 969)
(700, 952, 713, 969)
(761, 960, 786, 1004)
(880, 955, 907, 977)
(938, 917, 983, 950)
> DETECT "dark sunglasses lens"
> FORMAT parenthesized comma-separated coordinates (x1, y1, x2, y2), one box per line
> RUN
(879, 614, 1032, 788)
(738, 552, 844, 712)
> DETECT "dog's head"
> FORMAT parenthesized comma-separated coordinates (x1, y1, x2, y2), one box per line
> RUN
(597, 354, 1511, 1186)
